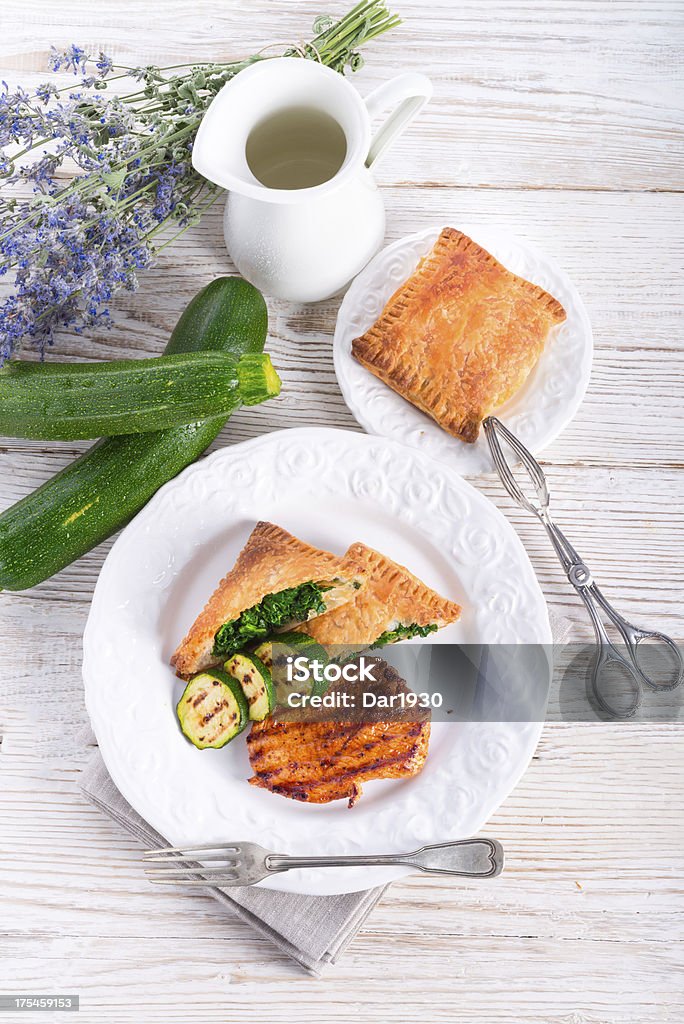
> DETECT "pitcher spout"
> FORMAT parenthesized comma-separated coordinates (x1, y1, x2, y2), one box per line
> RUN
(191, 57, 370, 204)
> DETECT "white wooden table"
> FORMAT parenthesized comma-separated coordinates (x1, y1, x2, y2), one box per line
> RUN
(1, 2, 682, 1021)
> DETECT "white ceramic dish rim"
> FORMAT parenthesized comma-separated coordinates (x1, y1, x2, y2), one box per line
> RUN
(333, 223, 593, 476)
(83, 427, 552, 894)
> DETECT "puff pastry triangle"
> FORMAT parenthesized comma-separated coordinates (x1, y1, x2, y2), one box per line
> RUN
(296, 541, 461, 647)
(172, 522, 365, 677)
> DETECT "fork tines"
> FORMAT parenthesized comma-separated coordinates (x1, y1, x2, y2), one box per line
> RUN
(142, 843, 239, 862)
(143, 843, 242, 884)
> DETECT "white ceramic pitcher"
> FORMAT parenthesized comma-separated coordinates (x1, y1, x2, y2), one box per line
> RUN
(192, 58, 432, 302)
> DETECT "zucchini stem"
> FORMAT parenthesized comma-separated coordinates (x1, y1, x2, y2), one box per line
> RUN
(237, 352, 281, 406)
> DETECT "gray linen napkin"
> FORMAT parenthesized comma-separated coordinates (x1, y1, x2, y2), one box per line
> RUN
(80, 608, 573, 975)
(80, 749, 383, 974)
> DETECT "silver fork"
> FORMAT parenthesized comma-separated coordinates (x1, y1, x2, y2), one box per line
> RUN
(143, 837, 504, 886)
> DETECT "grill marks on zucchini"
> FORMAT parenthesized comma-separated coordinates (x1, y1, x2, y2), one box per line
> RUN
(178, 651, 274, 746)
(177, 670, 249, 749)
(179, 624, 442, 751)
(179, 635, 330, 748)
(224, 652, 275, 722)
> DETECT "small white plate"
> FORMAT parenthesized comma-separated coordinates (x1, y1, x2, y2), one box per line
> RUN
(83, 428, 551, 895)
(334, 225, 593, 475)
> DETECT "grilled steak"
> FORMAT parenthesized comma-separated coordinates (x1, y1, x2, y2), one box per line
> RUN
(246, 658, 430, 807)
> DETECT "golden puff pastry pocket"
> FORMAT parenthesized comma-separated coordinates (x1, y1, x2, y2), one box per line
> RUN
(352, 228, 567, 443)
(295, 541, 461, 650)
(172, 522, 366, 678)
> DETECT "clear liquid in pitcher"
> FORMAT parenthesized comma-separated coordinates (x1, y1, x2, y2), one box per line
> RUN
(245, 106, 348, 189)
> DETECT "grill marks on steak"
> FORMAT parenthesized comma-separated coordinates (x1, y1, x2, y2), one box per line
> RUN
(246, 659, 430, 807)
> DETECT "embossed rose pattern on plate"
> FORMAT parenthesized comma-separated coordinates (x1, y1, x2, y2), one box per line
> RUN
(334, 225, 593, 475)
(83, 428, 551, 894)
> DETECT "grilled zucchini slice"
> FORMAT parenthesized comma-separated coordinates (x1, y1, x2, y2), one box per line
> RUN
(176, 669, 249, 749)
(251, 638, 275, 669)
(251, 630, 327, 669)
(253, 632, 331, 704)
(224, 652, 275, 722)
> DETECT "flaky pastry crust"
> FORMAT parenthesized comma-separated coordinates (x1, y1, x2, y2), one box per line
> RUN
(172, 522, 365, 678)
(297, 541, 461, 646)
(352, 227, 566, 442)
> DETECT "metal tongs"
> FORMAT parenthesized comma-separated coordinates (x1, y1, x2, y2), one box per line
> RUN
(483, 416, 683, 719)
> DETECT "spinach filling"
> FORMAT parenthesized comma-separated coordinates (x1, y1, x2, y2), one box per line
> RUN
(370, 622, 438, 649)
(212, 581, 330, 658)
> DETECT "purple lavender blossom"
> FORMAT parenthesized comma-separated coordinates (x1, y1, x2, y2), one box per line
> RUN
(0, 46, 219, 361)
(0, 10, 397, 362)
(95, 53, 114, 78)
(49, 44, 89, 75)
(0, 195, 154, 361)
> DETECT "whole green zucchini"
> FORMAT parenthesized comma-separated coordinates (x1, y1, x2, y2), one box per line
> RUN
(0, 277, 271, 591)
(0, 350, 279, 440)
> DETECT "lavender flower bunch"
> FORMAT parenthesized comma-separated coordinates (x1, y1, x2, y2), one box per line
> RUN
(0, 1, 399, 363)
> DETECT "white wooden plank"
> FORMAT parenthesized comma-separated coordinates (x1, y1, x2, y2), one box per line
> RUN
(0, 726, 682, 1023)
(5, 189, 683, 455)
(1, 189, 682, 626)
(0, 0, 682, 190)
(1, 461, 682, 631)
(0, 1, 682, 1020)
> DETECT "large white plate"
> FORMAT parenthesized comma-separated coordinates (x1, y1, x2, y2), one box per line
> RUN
(83, 428, 551, 894)
(334, 225, 593, 475)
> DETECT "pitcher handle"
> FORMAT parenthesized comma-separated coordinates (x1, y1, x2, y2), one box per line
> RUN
(364, 73, 433, 169)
